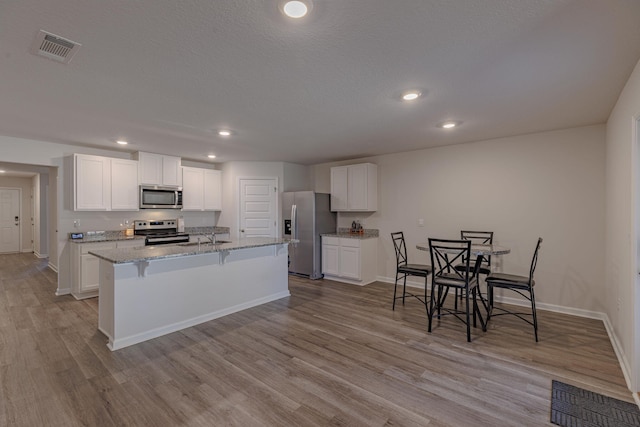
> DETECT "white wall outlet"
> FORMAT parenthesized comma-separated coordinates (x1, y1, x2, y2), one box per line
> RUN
(73, 219, 80, 228)
(418, 218, 424, 227)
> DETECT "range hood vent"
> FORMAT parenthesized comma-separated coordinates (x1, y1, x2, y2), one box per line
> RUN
(30, 30, 81, 64)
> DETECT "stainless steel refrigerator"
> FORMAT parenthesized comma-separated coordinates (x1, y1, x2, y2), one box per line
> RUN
(282, 191, 336, 279)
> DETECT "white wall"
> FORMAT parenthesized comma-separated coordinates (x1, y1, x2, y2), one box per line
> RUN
(283, 162, 311, 192)
(606, 58, 640, 392)
(313, 125, 606, 315)
(0, 176, 33, 252)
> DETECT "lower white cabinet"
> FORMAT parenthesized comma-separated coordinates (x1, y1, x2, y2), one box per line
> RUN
(322, 236, 377, 285)
(71, 239, 145, 299)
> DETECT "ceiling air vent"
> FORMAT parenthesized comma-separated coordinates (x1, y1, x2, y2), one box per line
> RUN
(30, 30, 81, 64)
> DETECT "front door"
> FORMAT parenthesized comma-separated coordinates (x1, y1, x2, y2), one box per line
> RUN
(0, 188, 20, 253)
(239, 178, 277, 238)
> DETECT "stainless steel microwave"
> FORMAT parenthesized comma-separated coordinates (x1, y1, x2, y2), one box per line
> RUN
(139, 185, 183, 209)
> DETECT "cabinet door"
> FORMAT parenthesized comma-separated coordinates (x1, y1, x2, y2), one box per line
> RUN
(203, 170, 222, 210)
(137, 152, 163, 185)
(162, 155, 182, 186)
(75, 154, 110, 211)
(182, 167, 204, 210)
(339, 246, 361, 280)
(347, 163, 368, 210)
(322, 243, 340, 276)
(111, 158, 139, 210)
(80, 254, 101, 292)
(330, 166, 348, 211)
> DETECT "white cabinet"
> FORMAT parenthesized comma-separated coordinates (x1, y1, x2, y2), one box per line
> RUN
(322, 236, 377, 285)
(74, 154, 139, 211)
(135, 152, 182, 186)
(110, 158, 139, 210)
(182, 167, 222, 211)
(330, 163, 377, 212)
(204, 170, 222, 210)
(71, 239, 144, 299)
(74, 154, 110, 211)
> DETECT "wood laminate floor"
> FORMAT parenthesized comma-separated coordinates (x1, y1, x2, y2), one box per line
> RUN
(0, 253, 632, 426)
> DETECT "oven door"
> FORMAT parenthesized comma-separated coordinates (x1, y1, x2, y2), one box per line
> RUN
(140, 185, 183, 209)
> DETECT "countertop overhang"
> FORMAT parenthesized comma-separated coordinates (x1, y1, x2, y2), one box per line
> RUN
(89, 237, 295, 264)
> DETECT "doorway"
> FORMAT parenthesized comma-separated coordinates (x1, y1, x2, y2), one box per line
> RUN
(238, 178, 278, 238)
(0, 188, 21, 253)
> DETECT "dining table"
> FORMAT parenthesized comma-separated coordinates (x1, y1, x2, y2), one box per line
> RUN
(415, 242, 511, 328)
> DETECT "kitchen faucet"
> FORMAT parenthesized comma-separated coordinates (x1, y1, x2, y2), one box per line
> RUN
(205, 232, 217, 244)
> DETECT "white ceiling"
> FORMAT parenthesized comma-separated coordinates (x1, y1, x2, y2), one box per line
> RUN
(1, 0, 640, 165)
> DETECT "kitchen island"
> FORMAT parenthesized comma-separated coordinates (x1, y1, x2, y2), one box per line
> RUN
(89, 237, 292, 351)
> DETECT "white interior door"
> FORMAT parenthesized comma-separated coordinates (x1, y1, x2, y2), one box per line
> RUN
(239, 178, 277, 238)
(0, 188, 20, 253)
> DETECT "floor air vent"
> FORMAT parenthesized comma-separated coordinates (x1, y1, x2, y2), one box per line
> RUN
(30, 30, 81, 64)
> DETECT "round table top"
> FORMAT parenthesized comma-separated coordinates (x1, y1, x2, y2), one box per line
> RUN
(416, 242, 511, 256)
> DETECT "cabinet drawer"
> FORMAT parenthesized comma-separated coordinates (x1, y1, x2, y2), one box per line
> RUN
(323, 236, 340, 246)
(79, 242, 116, 254)
(340, 238, 361, 248)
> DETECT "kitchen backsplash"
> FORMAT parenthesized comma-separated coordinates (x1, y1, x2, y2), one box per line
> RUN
(337, 227, 379, 237)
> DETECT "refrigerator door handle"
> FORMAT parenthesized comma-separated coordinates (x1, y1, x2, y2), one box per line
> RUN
(291, 204, 297, 240)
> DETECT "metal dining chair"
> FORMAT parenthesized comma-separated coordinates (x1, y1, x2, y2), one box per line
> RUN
(428, 238, 483, 342)
(390, 232, 432, 312)
(486, 237, 543, 342)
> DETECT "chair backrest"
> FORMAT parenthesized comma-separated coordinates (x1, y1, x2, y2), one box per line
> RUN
(529, 237, 543, 284)
(461, 230, 494, 266)
(429, 238, 474, 283)
(391, 232, 408, 268)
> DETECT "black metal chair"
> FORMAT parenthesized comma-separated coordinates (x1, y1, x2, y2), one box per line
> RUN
(428, 238, 483, 342)
(486, 237, 543, 342)
(454, 230, 493, 306)
(390, 232, 432, 312)
(455, 230, 494, 276)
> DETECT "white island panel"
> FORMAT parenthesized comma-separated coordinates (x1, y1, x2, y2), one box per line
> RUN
(98, 243, 289, 350)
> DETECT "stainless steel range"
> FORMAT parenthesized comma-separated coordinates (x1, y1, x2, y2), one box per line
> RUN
(134, 219, 190, 246)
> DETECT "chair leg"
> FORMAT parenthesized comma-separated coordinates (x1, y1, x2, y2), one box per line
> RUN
(465, 288, 471, 342)
(428, 282, 436, 332)
(402, 276, 407, 306)
(392, 272, 399, 310)
(424, 275, 429, 318)
(530, 287, 539, 342)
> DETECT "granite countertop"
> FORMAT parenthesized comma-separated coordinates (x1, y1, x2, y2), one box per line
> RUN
(89, 237, 294, 264)
(321, 228, 379, 239)
(68, 231, 145, 243)
(185, 226, 230, 235)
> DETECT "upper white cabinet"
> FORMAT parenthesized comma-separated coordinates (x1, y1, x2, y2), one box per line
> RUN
(182, 167, 222, 211)
(74, 154, 139, 211)
(330, 163, 377, 211)
(134, 152, 182, 186)
(74, 154, 110, 211)
(203, 170, 222, 210)
(110, 158, 139, 210)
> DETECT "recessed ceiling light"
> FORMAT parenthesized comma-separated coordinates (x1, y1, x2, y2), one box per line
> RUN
(283, 1, 309, 18)
(207, 154, 216, 159)
(116, 140, 128, 145)
(402, 91, 421, 101)
(439, 121, 461, 129)
(218, 130, 232, 137)
(0, 170, 5, 173)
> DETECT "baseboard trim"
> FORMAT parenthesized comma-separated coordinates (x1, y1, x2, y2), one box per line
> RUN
(34, 251, 48, 259)
(55, 287, 70, 296)
(48, 262, 58, 273)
